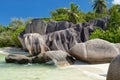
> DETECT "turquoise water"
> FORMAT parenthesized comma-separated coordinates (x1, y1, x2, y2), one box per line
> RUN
(0, 54, 102, 80)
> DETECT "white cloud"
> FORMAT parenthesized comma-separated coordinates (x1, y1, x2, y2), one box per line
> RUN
(112, 0, 120, 4)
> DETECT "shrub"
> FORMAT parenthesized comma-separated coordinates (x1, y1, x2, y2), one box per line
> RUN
(90, 28, 120, 43)
(0, 31, 14, 47)
(12, 26, 25, 47)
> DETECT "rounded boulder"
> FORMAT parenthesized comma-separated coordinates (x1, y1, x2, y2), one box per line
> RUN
(69, 39, 119, 63)
(107, 55, 120, 80)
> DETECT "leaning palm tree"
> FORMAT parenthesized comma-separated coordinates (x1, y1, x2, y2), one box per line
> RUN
(92, 0, 108, 14)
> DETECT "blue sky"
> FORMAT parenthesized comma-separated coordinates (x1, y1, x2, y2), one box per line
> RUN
(0, 0, 113, 25)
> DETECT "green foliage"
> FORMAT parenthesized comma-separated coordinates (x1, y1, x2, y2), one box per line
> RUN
(90, 28, 120, 43)
(90, 28, 104, 39)
(0, 25, 8, 32)
(50, 3, 86, 23)
(50, 8, 69, 21)
(51, 13, 69, 21)
(0, 18, 30, 48)
(40, 18, 51, 22)
(12, 26, 25, 47)
(0, 31, 14, 47)
(85, 12, 97, 22)
(67, 3, 80, 23)
(77, 11, 86, 22)
(85, 12, 108, 22)
(108, 5, 120, 29)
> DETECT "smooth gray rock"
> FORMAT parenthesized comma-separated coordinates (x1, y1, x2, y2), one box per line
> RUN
(107, 55, 120, 80)
(115, 43, 120, 53)
(5, 54, 32, 64)
(24, 33, 50, 56)
(69, 39, 119, 63)
(32, 50, 75, 66)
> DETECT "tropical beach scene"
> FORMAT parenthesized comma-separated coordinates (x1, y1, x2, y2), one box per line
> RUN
(0, 0, 120, 80)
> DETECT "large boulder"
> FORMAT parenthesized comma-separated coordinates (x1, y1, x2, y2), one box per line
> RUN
(24, 33, 50, 56)
(69, 39, 119, 63)
(25, 19, 47, 35)
(107, 55, 120, 80)
(32, 50, 75, 66)
(5, 54, 32, 64)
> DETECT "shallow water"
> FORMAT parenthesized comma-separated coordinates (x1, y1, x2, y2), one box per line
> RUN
(0, 54, 104, 80)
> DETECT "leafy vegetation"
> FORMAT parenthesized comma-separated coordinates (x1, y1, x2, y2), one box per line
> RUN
(90, 28, 120, 43)
(0, 30, 14, 47)
(50, 3, 86, 23)
(108, 5, 120, 29)
(0, 18, 31, 47)
(12, 25, 25, 47)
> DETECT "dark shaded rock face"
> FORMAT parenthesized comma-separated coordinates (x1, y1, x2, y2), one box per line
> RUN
(19, 17, 109, 52)
(46, 21, 74, 34)
(89, 17, 109, 30)
(69, 39, 119, 63)
(107, 55, 120, 80)
(45, 28, 78, 52)
(25, 19, 47, 35)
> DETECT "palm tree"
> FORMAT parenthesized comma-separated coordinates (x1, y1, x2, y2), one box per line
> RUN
(92, 0, 108, 14)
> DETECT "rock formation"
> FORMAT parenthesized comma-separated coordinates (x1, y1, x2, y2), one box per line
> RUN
(7, 17, 110, 65)
(18, 17, 109, 52)
(5, 54, 32, 64)
(23, 33, 49, 56)
(107, 55, 120, 80)
(32, 50, 75, 66)
(5, 50, 75, 66)
(69, 39, 119, 63)
(115, 43, 120, 53)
